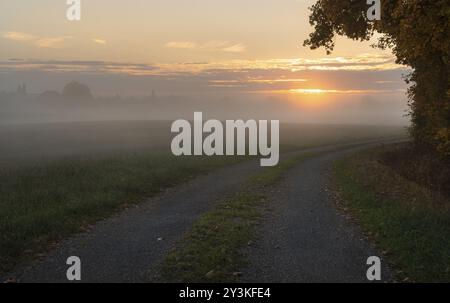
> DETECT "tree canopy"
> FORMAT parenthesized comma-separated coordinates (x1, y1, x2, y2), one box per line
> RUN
(62, 81, 93, 100)
(304, 0, 450, 156)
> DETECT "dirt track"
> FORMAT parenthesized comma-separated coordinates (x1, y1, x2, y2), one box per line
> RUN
(6, 139, 400, 282)
(242, 145, 394, 282)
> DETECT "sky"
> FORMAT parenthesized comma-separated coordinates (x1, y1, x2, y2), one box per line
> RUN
(0, 0, 410, 125)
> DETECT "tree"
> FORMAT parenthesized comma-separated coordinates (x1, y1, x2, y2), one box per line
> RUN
(304, 0, 450, 156)
(62, 81, 93, 99)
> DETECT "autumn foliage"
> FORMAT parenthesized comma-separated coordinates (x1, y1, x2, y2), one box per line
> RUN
(304, 0, 450, 157)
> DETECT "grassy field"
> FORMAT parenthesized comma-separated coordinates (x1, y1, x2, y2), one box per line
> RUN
(333, 145, 450, 282)
(0, 152, 245, 274)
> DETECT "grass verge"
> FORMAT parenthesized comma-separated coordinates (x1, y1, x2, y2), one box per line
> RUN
(333, 146, 450, 282)
(0, 152, 246, 275)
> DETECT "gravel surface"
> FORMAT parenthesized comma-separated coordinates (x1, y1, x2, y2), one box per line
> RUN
(242, 144, 395, 283)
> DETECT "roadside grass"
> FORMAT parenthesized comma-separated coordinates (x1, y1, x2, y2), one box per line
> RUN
(161, 153, 315, 282)
(0, 152, 247, 275)
(161, 192, 265, 282)
(334, 147, 450, 282)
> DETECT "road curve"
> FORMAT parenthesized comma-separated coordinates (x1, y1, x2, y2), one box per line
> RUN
(5, 139, 400, 282)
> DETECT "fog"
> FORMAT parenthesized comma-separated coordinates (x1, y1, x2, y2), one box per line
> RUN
(0, 79, 408, 168)
(0, 81, 409, 126)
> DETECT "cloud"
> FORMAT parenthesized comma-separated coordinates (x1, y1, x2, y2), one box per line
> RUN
(289, 89, 402, 95)
(92, 38, 107, 45)
(35, 36, 72, 49)
(2, 31, 37, 42)
(218, 43, 246, 53)
(0, 55, 409, 96)
(165, 41, 197, 49)
(269, 54, 402, 71)
(165, 40, 246, 53)
(2, 31, 72, 49)
(374, 80, 399, 84)
(0, 54, 407, 77)
(0, 60, 159, 75)
(199, 40, 246, 52)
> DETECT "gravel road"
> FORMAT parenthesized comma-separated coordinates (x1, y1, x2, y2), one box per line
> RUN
(242, 145, 395, 283)
(5, 139, 399, 282)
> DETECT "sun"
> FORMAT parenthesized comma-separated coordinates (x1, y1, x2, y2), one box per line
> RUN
(280, 88, 334, 108)
(289, 88, 327, 94)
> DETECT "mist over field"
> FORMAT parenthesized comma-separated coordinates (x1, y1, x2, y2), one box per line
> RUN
(0, 79, 408, 169)
(0, 78, 409, 126)
(0, 120, 406, 170)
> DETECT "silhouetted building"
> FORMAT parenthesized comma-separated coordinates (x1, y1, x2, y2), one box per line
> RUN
(17, 83, 27, 94)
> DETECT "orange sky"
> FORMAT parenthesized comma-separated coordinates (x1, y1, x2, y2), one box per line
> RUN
(0, 0, 390, 62)
(0, 0, 410, 125)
